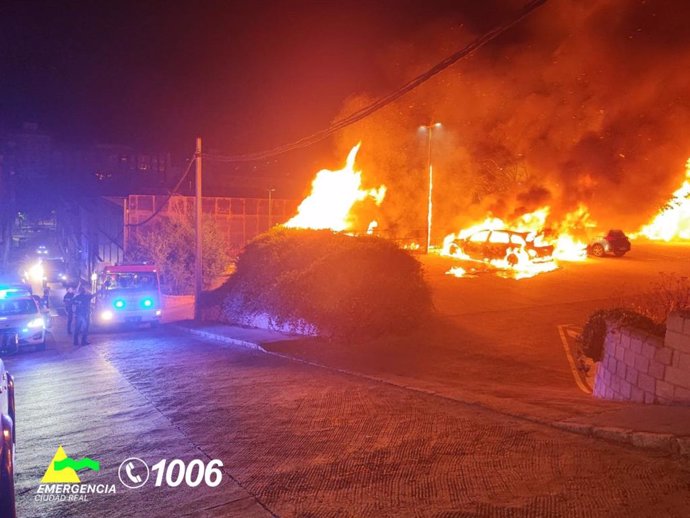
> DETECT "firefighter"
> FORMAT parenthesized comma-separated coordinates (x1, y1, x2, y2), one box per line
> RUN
(63, 286, 75, 334)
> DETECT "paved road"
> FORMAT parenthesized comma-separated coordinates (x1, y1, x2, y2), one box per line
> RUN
(6, 325, 690, 517)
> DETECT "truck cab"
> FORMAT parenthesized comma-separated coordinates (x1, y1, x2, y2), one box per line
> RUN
(93, 265, 162, 327)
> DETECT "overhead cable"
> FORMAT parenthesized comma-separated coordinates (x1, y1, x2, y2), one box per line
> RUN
(204, 0, 547, 163)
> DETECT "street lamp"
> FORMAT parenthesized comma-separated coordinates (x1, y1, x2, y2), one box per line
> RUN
(420, 122, 442, 254)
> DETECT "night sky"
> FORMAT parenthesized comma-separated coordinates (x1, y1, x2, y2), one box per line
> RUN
(0, 0, 506, 157)
(4, 0, 690, 233)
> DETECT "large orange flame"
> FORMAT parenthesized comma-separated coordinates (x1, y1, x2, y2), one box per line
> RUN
(638, 158, 690, 241)
(284, 143, 385, 232)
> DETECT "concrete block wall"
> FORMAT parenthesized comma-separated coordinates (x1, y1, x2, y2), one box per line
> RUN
(593, 311, 690, 405)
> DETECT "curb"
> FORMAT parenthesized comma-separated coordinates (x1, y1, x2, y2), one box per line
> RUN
(179, 325, 690, 460)
(177, 325, 267, 353)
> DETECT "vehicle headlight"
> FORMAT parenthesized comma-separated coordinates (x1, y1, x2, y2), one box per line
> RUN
(26, 317, 45, 329)
(28, 263, 44, 282)
(141, 298, 153, 308)
(155, 309, 162, 316)
(101, 310, 113, 321)
(113, 299, 126, 309)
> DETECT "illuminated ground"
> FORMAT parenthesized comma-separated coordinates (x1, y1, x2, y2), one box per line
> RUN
(266, 241, 690, 421)
(6, 241, 690, 516)
(7, 327, 690, 517)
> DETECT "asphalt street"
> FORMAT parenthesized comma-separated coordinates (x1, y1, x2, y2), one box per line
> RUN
(5, 241, 690, 517)
(7, 326, 690, 517)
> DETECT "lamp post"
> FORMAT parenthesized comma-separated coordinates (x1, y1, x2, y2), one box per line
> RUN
(267, 188, 275, 229)
(420, 122, 441, 254)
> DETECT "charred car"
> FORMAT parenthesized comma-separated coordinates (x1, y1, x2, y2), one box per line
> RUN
(448, 229, 554, 265)
(588, 229, 631, 257)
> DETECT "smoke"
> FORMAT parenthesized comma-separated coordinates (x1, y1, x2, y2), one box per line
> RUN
(335, 0, 690, 241)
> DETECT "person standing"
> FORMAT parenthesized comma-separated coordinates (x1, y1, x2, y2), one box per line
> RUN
(63, 286, 75, 334)
(42, 284, 51, 309)
(72, 286, 93, 346)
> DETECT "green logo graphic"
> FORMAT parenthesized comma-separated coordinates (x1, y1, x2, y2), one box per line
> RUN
(42, 446, 100, 483)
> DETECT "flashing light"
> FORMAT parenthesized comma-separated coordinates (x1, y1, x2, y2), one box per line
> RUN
(100, 310, 113, 321)
(141, 298, 153, 308)
(155, 309, 162, 316)
(0, 288, 20, 299)
(114, 299, 126, 309)
(26, 317, 45, 329)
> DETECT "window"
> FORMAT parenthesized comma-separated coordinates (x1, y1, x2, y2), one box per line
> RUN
(510, 234, 526, 245)
(469, 231, 490, 243)
(490, 231, 510, 244)
(0, 299, 38, 316)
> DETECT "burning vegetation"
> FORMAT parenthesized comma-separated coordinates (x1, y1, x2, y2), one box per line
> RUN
(277, 1, 690, 280)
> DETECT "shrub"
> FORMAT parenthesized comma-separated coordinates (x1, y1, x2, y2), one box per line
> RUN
(128, 211, 233, 294)
(218, 227, 433, 339)
(581, 308, 665, 361)
(627, 273, 690, 324)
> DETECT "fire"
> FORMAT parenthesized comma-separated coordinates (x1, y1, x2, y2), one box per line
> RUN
(284, 143, 386, 232)
(638, 158, 690, 241)
(441, 205, 591, 279)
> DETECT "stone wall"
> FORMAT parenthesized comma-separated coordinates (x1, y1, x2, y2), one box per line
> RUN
(593, 311, 690, 405)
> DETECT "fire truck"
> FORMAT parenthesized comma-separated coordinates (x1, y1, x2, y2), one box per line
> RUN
(92, 264, 162, 327)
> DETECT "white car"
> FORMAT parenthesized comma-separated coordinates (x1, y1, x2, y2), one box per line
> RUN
(0, 289, 47, 354)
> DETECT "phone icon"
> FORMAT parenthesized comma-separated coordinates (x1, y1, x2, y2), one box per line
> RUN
(118, 457, 149, 489)
(126, 462, 142, 484)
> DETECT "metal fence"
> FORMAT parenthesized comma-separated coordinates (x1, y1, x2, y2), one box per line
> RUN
(127, 195, 299, 249)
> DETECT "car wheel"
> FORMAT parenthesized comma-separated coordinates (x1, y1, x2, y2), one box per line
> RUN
(613, 250, 627, 257)
(37, 340, 46, 352)
(590, 244, 605, 257)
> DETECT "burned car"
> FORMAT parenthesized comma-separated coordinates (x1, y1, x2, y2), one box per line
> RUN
(588, 229, 631, 257)
(447, 229, 554, 265)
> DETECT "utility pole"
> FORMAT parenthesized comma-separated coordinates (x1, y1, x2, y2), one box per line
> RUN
(194, 137, 203, 321)
(122, 197, 129, 260)
(267, 188, 275, 230)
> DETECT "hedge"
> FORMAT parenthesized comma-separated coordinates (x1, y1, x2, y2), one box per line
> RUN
(581, 308, 665, 361)
(216, 228, 433, 339)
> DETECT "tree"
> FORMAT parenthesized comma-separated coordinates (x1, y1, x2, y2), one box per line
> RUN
(127, 211, 231, 295)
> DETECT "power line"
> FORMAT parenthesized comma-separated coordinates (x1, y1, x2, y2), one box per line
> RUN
(126, 154, 196, 227)
(204, 0, 547, 164)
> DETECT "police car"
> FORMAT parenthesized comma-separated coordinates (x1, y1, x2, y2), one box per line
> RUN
(0, 287, 47, 354)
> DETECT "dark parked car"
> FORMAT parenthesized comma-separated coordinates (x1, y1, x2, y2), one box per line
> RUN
(448, 229, 554, 265)
(588, 229, 631, 257)
(42, 258, 71, 286)
(0, 357, 16, 518)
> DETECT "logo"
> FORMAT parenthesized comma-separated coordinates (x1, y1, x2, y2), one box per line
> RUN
(41, 445, 100, 484)
(118, 457, 150, 489)
(35, 445, 116, 503)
